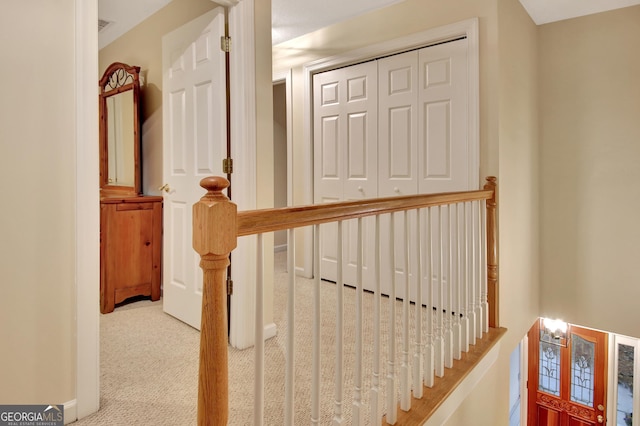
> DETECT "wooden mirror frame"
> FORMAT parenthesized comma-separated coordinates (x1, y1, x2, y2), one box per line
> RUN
(99, 62, 142, 197)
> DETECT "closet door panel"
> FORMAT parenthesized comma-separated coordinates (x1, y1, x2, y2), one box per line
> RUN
(418, 38, 470, 194)
(313, 62, 377, 286)
(378, 50, 419, 198)
(377, 51, 419, 300)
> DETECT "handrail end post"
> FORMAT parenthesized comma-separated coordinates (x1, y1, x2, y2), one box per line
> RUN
(484, 176, 498, 328)
(192, 176, 238, 425)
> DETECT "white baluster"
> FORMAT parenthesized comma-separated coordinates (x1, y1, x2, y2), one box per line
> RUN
(352, 219, 364, 425)
(435, 206, 445, 378)
(254, 234, 265, 425)
(413, 209, 424, 399)
(460, 203, 470, 353)
(311, 224, 321, 424)
(444, 205, 454, 369)
(474, 201, 483, 341)
(453, 203, 462, 361)
(401, 211, 411, 411)
(370, 216, 382, 422)
(468, 201, 477, 346)
(334, 222, 345, 426)
(386, 213, 397, 424)
(424, 207, 435, 387)
(285, 229, 296, 425)
(481, 199, 489, 334)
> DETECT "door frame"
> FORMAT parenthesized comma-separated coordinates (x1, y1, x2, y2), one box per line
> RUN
(273, 69, 294, 211)
(75, 0, 258, 419)
(75, 0, 100, 419)
(301, 17, 479, 278)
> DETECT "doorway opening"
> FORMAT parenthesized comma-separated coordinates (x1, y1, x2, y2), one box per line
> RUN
(524, 318, 640, 426)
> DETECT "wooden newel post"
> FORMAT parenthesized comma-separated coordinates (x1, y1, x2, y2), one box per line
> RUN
(484, 176, 498, 328)
(192, 176, 237, 425)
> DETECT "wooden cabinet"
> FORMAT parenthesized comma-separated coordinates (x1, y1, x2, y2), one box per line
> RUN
(100, 196, 163, 314)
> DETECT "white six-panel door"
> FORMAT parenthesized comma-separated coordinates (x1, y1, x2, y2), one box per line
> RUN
(162, 8, 227, 330)
(313, 38, 471, 306)
(313, 61, 378, 286)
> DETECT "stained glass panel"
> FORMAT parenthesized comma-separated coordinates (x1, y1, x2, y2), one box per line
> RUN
(617, 343, 634, 426)
(539, 340, 561, 396)
(571, 334, 594, 406)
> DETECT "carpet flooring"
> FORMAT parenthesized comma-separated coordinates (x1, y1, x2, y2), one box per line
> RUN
(73, 251, 420, 425)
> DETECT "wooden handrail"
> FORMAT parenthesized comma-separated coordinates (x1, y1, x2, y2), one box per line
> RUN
(237, 189, 493, 237)
(192, 175, 498, 425)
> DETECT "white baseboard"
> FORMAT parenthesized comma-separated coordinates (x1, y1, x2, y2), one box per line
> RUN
(64, 399, 77, 425)
(264, 322, 277, 340)
(295, 265, 312, 279)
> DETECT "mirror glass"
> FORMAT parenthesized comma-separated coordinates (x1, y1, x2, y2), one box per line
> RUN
(106, 90, 135, 186)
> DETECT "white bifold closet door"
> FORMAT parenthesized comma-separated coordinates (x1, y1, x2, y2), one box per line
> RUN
(313, 38, 471, 305)
(313, 60, 378, 288)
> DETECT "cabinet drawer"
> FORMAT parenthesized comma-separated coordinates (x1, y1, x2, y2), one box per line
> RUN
(116, 202, 155, 211)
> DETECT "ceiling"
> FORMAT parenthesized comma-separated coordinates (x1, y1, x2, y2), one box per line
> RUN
(98, 0, 640, 49)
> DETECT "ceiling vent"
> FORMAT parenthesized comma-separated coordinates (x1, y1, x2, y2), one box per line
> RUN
(98, 19, 113, 32)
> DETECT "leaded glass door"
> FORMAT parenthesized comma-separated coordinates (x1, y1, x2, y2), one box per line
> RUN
(528, 319, 608, 426)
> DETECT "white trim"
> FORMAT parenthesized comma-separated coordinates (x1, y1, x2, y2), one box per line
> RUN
(610, 334, 640, 426)
(520, 335, 528, 426)
(228, 0, 259, 349)
(608, 335, 616, 426)
(63, 400, 77, 425)
(75, 0, 100, 420)
(425, 341, 501, 425)
(272, 69, 293, 210)
(301, 18, 481, 277)
(264, 322, 277, 340)
(272, 69, 293, 260)
(213, 0, 240, 6)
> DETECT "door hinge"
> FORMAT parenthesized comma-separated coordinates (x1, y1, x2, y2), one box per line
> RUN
(227, 277, 233, 295)
(223, 158, 233, 174)
(220, 36, 231, 53)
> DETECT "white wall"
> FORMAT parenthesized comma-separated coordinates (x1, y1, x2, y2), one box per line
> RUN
(539, 5, 640, 339)
(0, 0, 78, 406)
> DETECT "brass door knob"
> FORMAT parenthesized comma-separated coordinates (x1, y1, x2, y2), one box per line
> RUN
(159, 183, 171, 193)
(597, 414, 604, 423)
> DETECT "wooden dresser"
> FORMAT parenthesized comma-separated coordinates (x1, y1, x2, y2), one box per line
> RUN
(100, 196, 163, 314)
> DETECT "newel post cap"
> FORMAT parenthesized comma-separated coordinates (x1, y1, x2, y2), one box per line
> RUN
(192, 176, 238, 256)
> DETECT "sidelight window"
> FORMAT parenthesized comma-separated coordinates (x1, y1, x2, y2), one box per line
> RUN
(614, 335, 638, 426)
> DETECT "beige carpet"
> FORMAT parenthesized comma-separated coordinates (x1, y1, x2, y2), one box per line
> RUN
(73, 251, 422, 425)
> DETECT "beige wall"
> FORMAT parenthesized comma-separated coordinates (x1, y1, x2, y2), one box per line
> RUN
(0, 0, 77, 405)
(539, 5, 640, 339)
